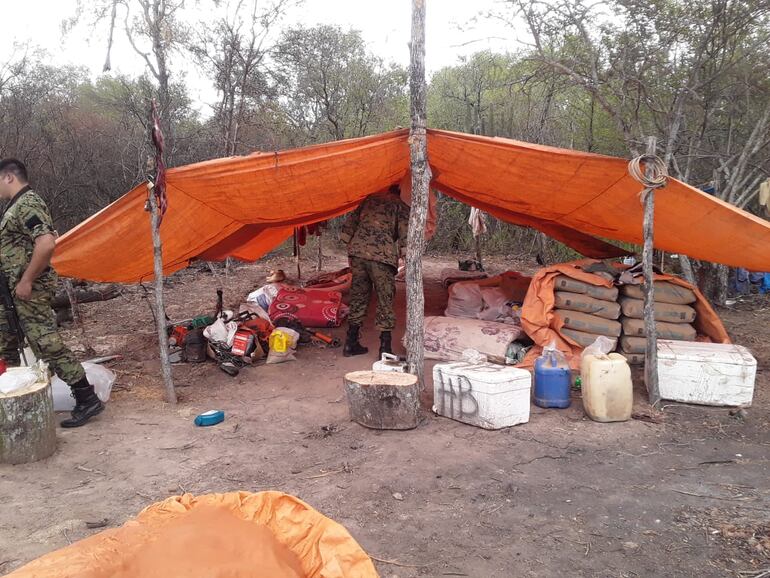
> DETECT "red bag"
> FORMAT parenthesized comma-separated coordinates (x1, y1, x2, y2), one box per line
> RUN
(269, 287, 344, 328)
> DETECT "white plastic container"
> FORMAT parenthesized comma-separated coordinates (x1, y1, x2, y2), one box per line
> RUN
(581, 353, 633, 422)
(432, 361, 531, 429)
(372, 353, 407, 373)
(657, 340, 756, 407)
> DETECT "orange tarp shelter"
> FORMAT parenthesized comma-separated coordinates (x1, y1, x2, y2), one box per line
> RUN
(52, 129, 770, 283)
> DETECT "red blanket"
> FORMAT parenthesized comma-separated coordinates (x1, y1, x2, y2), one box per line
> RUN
(269, 286, 344, 328)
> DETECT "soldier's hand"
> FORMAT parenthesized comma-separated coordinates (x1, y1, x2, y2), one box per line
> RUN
(14, 279, 33, 301)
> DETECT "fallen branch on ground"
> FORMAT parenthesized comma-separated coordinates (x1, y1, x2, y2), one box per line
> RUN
(369, 555, 432, 568)
(52, 286, 121, 310)
(672, 489, 752, 502)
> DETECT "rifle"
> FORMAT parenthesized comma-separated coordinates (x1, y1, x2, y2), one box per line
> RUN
(0, 272, 28, 365)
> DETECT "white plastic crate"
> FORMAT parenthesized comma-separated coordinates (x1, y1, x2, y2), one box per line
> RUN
(432, 362, 531, 429)
(657, 340, 756, 407)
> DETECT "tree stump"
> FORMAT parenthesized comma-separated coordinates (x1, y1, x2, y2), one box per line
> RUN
(344, 371, 420, 430)
(0, 378, 57, 464)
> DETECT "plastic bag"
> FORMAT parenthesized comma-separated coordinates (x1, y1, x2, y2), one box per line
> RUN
(477, 287, 509, 321)
(0, 367, 38, 394)
(461, 348, 488, 363)
(246, 283, 282, 311)
(505, 342, 531, 365)
(445, 282, 484, 319)
(266, 328, 299, 364)
(580, 335, 616, 360)
(52, 362, 116, 411)
(204, 318, 238, 346)
(539, 340, 569, 369)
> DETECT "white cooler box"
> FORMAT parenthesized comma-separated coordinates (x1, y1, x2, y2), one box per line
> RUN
(657, 340, 756, 407)
(432, 362, 531, 429)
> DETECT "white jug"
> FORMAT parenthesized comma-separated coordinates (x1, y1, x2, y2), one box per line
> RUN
(581, 353, 633, 422)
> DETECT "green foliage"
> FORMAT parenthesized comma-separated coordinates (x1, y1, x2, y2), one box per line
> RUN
(273, 25, 408, 143)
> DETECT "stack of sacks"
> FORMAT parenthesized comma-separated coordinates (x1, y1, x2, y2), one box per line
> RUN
(552, 276, 621, 349)
(618, 282, 698, 364)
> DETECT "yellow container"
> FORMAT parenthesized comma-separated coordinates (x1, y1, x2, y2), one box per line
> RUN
(580, 353, 633, 423)
(268, 329, 291, 353)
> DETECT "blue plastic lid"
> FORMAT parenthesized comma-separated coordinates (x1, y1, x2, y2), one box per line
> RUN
(194, 410, 225, 427)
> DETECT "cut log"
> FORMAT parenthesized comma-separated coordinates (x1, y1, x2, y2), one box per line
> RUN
(0, 378, 57, 464)
(344, 371, 420, 430)
(52, 286, 120, 310)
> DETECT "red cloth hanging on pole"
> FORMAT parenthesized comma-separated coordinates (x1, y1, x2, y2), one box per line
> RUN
(150, 100, 168, 224)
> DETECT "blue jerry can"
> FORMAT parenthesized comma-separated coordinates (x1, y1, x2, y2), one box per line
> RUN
(534, 349, 572, 408)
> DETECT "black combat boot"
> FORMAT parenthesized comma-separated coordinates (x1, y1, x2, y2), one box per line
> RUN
(343, 324, 368, 357)
(60, 378, 104, 428)
(379, 331, 393, 359)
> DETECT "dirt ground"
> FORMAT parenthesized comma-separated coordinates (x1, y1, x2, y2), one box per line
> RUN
(1, 254, 768, 578)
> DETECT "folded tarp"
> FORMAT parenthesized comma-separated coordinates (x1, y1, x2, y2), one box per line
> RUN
(52, 130, 770, 283)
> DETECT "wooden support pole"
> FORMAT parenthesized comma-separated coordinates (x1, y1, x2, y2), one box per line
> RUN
(63, 279, 82, 325)
(406, 0, 431, 390)
(474, 234, 484, 270)
(62, 277, 94, 355)
(147, 188, 177, 404)
(642, 136, 659, 406)
(293, 228, 302, 280)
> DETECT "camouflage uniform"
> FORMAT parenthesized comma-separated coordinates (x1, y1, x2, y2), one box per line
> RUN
(0, 186, 85, 384)
(340, 193, 409, 331)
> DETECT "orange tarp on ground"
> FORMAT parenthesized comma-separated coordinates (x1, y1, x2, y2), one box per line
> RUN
(8, 491, 378, 578)
(52, 129, 770, 283)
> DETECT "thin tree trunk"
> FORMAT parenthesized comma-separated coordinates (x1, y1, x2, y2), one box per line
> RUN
(641, 137, 659, 407)
(679, 255, 697, 285)
(704, 263, 730, 306)
(63, 278, 82, 325)
(148, 190, 176, 404)
(102, 0, 118, 72)
(63, 278, 95, 356)
(474, 235, 484, 270)
(715, 264, 729, 306)
(406, 0, 431, 396)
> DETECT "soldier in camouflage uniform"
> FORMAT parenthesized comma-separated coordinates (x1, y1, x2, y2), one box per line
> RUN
(340, 185, 409, 358)
(0, 158, 103, 427)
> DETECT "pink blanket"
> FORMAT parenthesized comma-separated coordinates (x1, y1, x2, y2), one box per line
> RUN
(424, 316, 523, 364)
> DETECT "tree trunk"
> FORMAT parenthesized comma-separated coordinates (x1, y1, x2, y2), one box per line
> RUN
(679, 255, 697, 285)
(406, 0, 431, 400)
(0, 379, 57, 464)
(61, 278, 96, 356)
(474, 235, 484, 270)
(641, 137, 660, 406)
(148, 191, 177, 404)
(52, 286, 120, 310)
(344, 371, 420, 430)
(704, 263, 730, 306)
(63, 278, 82, 324)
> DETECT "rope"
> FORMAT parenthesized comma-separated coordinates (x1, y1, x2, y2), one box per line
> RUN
(628, 154, 669, 202)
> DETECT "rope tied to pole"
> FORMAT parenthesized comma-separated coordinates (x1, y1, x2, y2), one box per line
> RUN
(628, 154, 669, 202)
